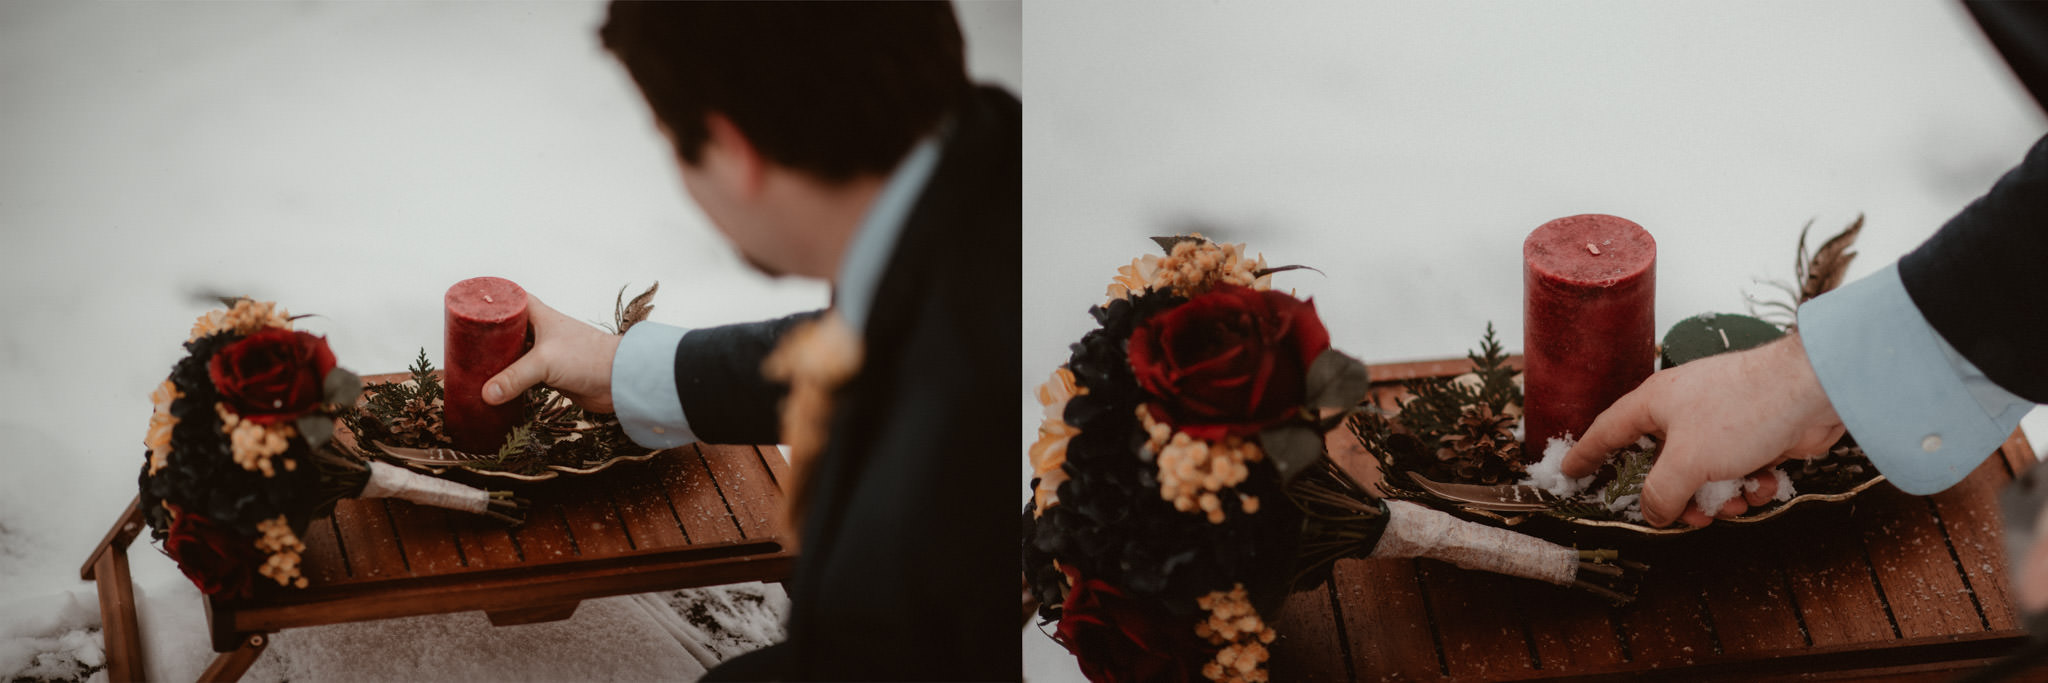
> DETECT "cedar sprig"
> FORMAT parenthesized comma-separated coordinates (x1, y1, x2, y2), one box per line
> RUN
(1348, 410, 1426, 500)
(343, 349, 448, 449)
(1465, 323, 1521, 412)
(1537, 449, 1654, 522)
(346, 341, 655, 475)
(474, 424, 551, 474)
(455, 386, 648, 475)
(1395, 376, 1477, 442)
(1392, 324, 1523, 457)
(1601, 448, 1654, 507)
(1542, 500, 1610, 520)
(1353, 325, 1529, 497)
(1386, 324, 1518, 449)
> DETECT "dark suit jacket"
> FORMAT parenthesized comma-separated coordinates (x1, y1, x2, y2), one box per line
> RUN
(671, 85, 1019, 680)
(1897, 3, 2048, 402)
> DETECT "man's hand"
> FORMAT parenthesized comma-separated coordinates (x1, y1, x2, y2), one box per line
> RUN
(483, 297, 621, 414)
(1561, 334, 1846, 527)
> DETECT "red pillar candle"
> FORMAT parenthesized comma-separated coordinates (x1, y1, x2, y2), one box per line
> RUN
(444, 277, 530, 454)
(1522, 214, 1656, 460)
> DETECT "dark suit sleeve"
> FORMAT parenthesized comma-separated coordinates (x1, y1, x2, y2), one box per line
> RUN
(1967, 1, 2048, 110)
(1898, 132, 2048, 402)
(672, 310, 822, 444)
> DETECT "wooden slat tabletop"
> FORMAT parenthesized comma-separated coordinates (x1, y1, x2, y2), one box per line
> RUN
(1270, 357, 2037, 681)
(285, 442, 787, 587)
(210, 372, 795, 642)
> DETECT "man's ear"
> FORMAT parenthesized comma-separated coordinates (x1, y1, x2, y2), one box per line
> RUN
(701, 112, 766, 200)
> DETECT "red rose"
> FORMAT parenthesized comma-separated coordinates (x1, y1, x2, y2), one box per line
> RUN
(1127, 285, 1331, 440)
(208, 329, 336, 424)
(162, 512, 265, 598)
(1054, 566, 1206, 683)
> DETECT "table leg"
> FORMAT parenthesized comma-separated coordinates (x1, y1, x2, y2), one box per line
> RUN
(83, 496, 149, 682)
(81, 496, 146, 581)
(197, 633, 269, 683)
(93, 549, 147, 682)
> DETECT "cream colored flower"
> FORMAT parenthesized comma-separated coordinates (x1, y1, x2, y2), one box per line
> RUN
(1107, 254, 1163, 300)
(146, 380, 183, 474)
(1029, 367, 1087, 514)
(1105, 235, 1273, 303)
(255, 515, 309, 588)
(189, 299, 292, 342)
(218, 403, 296, 477)
(1197, 583, 1276, 683)
(187, 310, 228, 343)
(1143, 406, 1263, 523)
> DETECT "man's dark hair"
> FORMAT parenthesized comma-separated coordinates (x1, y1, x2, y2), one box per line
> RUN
(601, 1, 970, 183)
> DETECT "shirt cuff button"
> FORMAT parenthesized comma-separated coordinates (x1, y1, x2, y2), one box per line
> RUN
(1921, 434, 1942, 452)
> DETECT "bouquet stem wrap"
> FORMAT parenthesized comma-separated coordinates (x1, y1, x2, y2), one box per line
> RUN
(1370, 500, 1577, 586)
(360, 460, 491, 514)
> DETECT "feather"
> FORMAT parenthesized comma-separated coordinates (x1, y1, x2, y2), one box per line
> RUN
(1799, 215, 1862, 303)
(613, 282, 659, 335)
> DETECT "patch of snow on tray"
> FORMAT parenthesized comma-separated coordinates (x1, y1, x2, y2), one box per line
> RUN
(1693, 479, 1744, 515)
(1751, 467, 1797, 502)
(1522, 435, 1594, 497)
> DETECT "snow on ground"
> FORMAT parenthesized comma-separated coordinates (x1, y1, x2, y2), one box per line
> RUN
(0, 1, 1017, 681)
(1021, 1, 2048, 679)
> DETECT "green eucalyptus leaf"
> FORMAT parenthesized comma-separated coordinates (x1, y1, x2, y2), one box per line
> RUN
(1313, 408, 1354, 434)
(1305, 348, 1372, 410)
(1258, 424, 1326, 484)
(324, 367, 364, 406)
(1660, 313, 1784, 369)
(297, 414, 336, 451)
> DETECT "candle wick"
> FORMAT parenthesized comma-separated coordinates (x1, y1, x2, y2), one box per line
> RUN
(1586, 243, 1601, 255)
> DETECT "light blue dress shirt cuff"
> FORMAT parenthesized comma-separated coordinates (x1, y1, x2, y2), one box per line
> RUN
(611, 322, 697, 449)
(1800, 262, 2034, 494)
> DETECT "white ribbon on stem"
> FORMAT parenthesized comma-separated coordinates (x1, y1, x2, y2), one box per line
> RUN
(359, 460, 492, 514)
(1369, 499, 1578, 586)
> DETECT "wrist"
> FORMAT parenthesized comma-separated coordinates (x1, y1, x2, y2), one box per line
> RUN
(1773, 333, 1839, 424)
(591, 332, 622, 403)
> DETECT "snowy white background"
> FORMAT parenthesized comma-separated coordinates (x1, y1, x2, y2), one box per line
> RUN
(1021, 1, 2048, 680)
(0, 1, 1018, 680)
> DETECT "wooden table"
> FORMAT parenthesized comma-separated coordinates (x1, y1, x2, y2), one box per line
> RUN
(1270, 357, 2038, 682)
(82, 375, 796, 682)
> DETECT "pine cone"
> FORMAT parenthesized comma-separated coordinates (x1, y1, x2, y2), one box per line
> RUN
(1435, 405, 1524, 485)
(391, 396, 445, 445)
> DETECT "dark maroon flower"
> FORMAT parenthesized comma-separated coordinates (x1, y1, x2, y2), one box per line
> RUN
(1127, 285, 1330, 440)
(162, 511, 265, 598)
(1054, 565, 1207, 683)
(208, 329, 336, 424)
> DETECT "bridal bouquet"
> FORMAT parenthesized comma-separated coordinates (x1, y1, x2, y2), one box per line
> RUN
(1022, 237, 1640, 682)
(139, 298, 523, 598)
